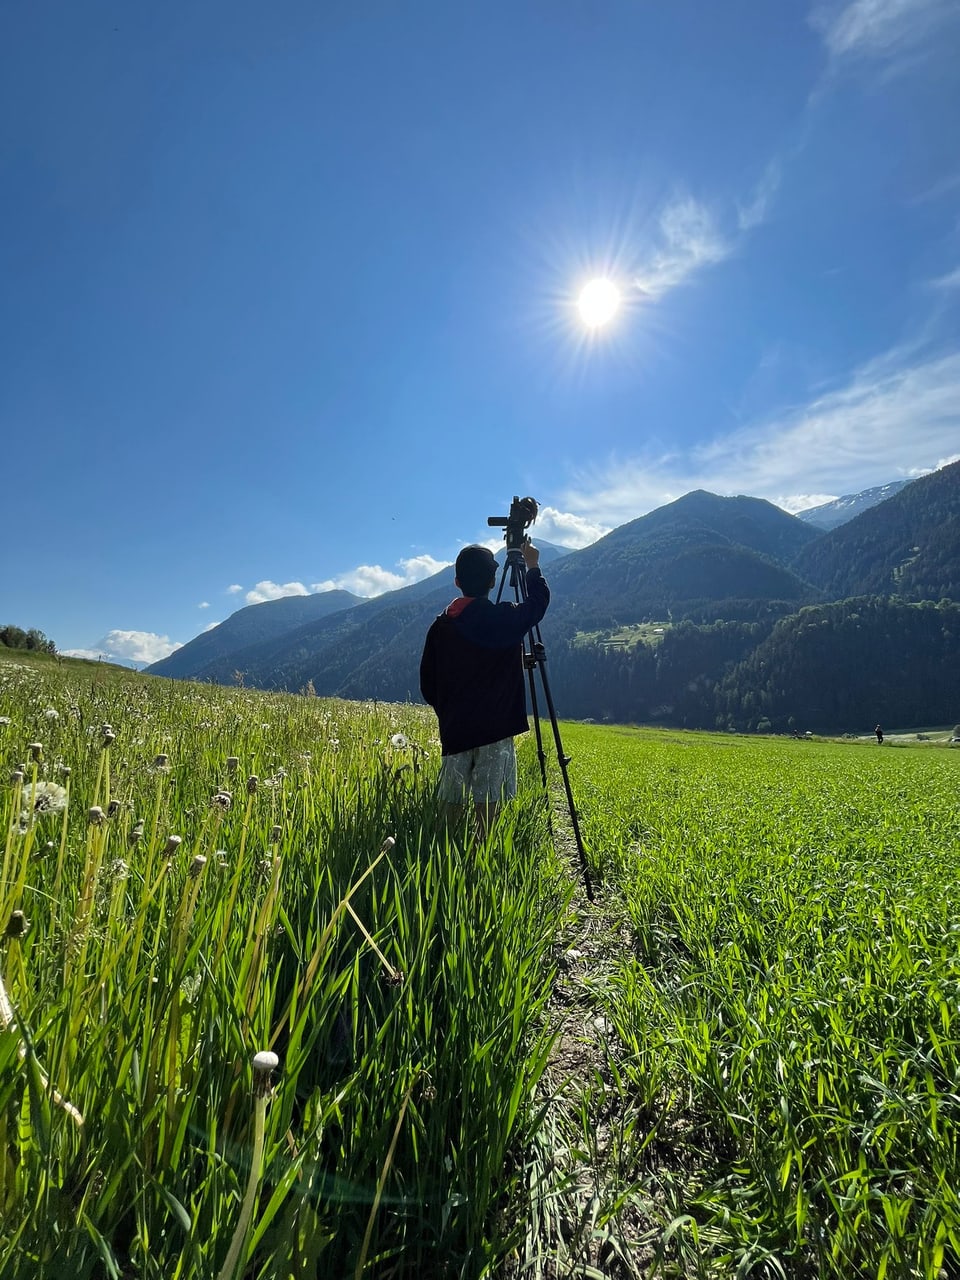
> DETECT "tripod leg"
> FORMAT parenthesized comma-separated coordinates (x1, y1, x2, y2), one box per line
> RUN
(500, 553, 595, 902)
(531, 643, 594, 901)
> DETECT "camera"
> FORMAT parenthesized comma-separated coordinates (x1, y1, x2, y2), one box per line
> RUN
(487, 495, 538, 550)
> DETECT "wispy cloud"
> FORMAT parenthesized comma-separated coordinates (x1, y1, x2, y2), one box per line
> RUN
(737, 161, 782, 232)
(198, 601, 210, 609)
(810, 0, 957, 61)
(559, 343, 960, 524)
(61, 630, 182, 667)
(928, 266, 960, 291)
(313, 554, 450, 598)
(633, 198, 732, 300)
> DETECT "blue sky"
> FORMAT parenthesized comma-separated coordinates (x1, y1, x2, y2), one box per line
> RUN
(2, 0, 959, 664)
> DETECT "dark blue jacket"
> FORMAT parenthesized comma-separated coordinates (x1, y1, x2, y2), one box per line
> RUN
(419, 568, 550, 756)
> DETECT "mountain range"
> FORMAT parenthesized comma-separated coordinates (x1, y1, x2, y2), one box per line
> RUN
(794, 481, 910, 531)
(147, 463, 960, 728)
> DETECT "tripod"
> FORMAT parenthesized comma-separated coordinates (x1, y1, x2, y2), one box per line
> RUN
(495, 545, 595, 902)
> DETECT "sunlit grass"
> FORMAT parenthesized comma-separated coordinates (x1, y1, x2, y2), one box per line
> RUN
(4, 653, 960, 1277)
(556, 724, 960, 1278)
(0, 653, 568, 1278)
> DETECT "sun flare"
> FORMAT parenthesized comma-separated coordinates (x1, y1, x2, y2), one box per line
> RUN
(577, 277, 621, 328)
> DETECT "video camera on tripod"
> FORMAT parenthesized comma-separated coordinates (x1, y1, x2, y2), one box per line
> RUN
(487, 496, 539, 551)
(485, 494, 594, 901)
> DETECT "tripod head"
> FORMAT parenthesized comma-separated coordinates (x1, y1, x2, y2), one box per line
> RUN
(487, 496, 538, 552)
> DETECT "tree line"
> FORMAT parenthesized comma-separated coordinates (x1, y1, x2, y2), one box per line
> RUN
(547, 596, 960, 734)
(0, 625, 57, 655)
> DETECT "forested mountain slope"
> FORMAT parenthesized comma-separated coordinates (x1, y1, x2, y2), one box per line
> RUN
(791, 460, 960, 601)
(149, 589, 363, 679)
(545, 490, 821, 629)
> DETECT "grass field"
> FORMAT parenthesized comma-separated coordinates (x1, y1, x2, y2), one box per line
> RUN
(2, 652, 959, 1278)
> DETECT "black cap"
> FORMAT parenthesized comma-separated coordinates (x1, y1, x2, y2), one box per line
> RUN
(455, 545, 498, 595)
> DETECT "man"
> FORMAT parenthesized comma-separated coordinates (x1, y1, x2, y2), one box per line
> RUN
(419, 540, 550, 836)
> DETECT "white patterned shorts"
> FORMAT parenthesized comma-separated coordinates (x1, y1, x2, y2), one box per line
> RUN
(438, 737, 517, 804)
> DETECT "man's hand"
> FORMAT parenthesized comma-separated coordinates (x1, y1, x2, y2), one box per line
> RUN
(522, 539, 540, 569)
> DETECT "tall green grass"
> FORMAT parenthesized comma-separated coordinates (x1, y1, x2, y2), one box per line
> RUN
(7, 654, 960, 1278)
(0, 656, 568, 1278)
(559, 725, 960, 1278)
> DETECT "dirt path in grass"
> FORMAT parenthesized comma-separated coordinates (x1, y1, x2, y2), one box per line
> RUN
(512, 816, 661, 1279)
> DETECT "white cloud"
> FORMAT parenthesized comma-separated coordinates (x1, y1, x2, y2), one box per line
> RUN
(245, 581, 311, 605)
(198, 601, 210, 609)
(62, 630, 182, 667)
(202, 621, 220, 632)
(558, 343, 960, 525)
(778, 493, 842, 514)
(533, 505, 610, 548)
(313, 554, 450, 598)
(226, 584, 243, 594)
(811, 0, 956, 60)
(633, 198, 732, 300)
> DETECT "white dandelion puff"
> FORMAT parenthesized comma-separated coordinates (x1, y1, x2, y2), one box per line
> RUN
(19, 781, 68, 826)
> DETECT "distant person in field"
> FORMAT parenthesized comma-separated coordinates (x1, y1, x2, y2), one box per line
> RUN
(875, 724, 884, 744)
(419, 540, 550, 837)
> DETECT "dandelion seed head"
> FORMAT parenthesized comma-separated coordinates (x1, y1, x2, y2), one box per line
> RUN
(246, 775, 259, 795)
(19, 780, 68, 826)
(88, 806, 105, 825)
(28, 743, 42, 760)
(44, 708, 59, 721)
(252, 1049, 280, 1096)
(5, 910, 30, 939)
(390, 733, 409, 749)
(163, 835, 182, 854)
(188, 854, 207, 879)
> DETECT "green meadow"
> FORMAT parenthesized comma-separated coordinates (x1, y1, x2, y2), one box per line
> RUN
(2, 652, 959, 1279)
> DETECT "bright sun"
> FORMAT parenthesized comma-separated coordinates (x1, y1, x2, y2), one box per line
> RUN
(577, 277, 621, 328)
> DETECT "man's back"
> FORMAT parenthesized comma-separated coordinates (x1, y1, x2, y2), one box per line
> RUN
(420, 566, 549, 756)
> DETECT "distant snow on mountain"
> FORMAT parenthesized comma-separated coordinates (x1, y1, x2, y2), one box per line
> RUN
(796, 481, 911, 531)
